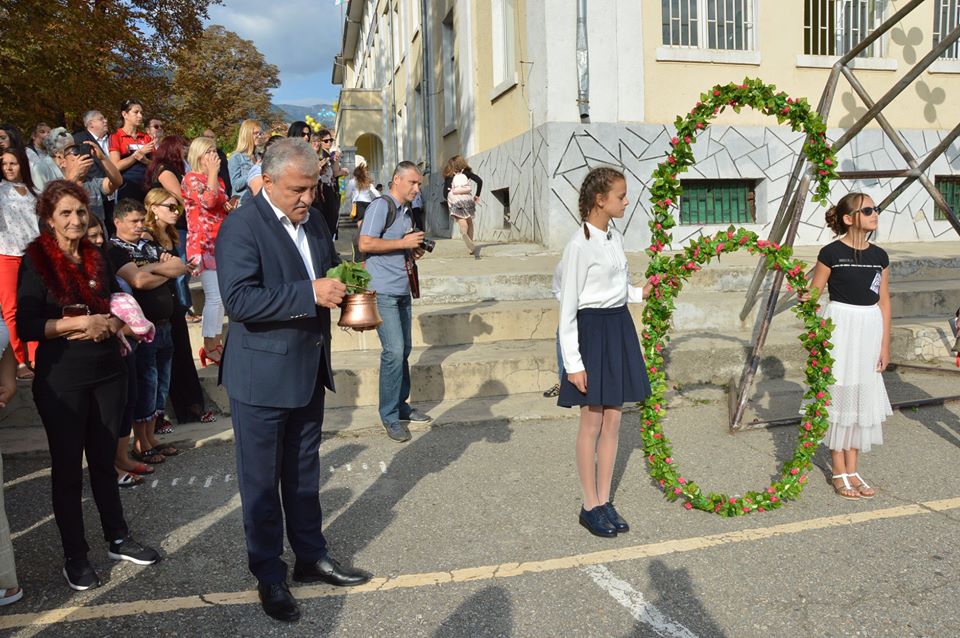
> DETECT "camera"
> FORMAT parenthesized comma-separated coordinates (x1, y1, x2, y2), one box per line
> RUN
(421, 238, 436, 253)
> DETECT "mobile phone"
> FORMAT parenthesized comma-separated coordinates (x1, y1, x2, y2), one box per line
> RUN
(63, 304, 90, 317)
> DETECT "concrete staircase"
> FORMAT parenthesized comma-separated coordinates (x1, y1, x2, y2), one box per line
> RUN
(4, 239, 959, 433)
(194, 239, 960, 420)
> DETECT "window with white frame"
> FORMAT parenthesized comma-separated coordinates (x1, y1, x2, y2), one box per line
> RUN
(441, 12, 457, 130)
(934, 0, 960, 59)
(661, 0, 756, 50)
(804, 0, 886, 57)
(492, 0, 517, 91)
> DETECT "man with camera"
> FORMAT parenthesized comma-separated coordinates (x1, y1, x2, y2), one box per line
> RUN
(358, 161, 433, 442)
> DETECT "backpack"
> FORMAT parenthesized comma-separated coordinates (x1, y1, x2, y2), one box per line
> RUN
(354, 196, 399, 262)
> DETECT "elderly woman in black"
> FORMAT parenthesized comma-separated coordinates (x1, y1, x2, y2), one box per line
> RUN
(16, 180, 160, 591)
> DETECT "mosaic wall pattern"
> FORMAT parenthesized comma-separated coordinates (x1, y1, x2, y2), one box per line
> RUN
(458, 122, 960, 252)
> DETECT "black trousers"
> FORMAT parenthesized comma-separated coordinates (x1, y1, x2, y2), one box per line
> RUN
(167, 309, 207, 423)
(34, 373, 129, 559)
(230, 376, 327, 584)
(320, 184, 340, 238)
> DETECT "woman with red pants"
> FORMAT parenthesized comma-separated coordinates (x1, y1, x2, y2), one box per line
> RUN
(0, 145, 39, 380)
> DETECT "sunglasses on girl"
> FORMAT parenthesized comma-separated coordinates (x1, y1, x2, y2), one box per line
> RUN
(853, 206, 881, 216)
(158, 202, 183, 214)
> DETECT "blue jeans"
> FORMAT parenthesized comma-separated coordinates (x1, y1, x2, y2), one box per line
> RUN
(176, 229, 192, 310)
(134, 322, 174, 422)
(375, 293, 413, 425)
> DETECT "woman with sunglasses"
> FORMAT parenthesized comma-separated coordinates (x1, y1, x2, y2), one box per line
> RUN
(801, 192, 892, 501)
(109, 99, 155, 206)
(312, 128, 347, 239)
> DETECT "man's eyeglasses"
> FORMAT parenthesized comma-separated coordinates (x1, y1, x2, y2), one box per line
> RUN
(854, 206, 881, 217)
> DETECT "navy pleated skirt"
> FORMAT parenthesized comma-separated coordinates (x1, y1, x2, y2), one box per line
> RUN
(558, 305, 652, 408)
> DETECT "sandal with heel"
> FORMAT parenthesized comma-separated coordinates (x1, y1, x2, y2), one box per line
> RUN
(848, 472, 876, 499)
(832, 473, 860, 500)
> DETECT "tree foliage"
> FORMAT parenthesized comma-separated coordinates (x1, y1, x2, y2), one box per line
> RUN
(170, 25, 280, 141)
(0, 0, 221, 131)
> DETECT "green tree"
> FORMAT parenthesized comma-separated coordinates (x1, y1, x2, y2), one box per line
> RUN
(0, 0, 220, 131)
(170, 25, 280, 141)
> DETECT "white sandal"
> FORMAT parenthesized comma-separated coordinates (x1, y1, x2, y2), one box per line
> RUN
(831, 473, 860, 500)
(848, 472, 876, 499)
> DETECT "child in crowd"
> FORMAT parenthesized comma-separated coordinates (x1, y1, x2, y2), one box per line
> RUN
(557, 167, 652, 538)
(802, 192, 892, 500)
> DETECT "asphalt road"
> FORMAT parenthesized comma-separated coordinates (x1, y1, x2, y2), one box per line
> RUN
(0, 397, 958, 637)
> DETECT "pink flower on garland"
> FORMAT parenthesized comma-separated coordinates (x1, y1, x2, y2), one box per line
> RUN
(771, 496, 779, 503)
(664, 457, 672, 464)
(671, 137, 680, 146)
(767, 486, 776, 494)
(678, 477, 686, 484)
(790, 468, 799, 475)
(684, 502, 693, 510)
(674, 487, 683, 495)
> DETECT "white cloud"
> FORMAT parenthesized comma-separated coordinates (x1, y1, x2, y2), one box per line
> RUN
(206, 0, 345, 100)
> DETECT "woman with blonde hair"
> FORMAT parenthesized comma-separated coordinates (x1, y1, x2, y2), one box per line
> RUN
(183, 137, 231, 366)
(228, 119, 263, 205)
(443, 154, 483, 256)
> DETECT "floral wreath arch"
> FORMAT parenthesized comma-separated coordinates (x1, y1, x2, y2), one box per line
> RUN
(640, 78, 839, 516)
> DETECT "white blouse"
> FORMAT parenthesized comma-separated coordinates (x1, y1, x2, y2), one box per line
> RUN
(0, 181, 39, 257)
(558, 222, 644, 374)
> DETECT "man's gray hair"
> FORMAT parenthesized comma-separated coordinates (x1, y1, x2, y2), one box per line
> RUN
(83, 110, 103, 127)
(43, 127, 73, 155)
(392, 160, 421, 180)
(261, 138, 319, 181)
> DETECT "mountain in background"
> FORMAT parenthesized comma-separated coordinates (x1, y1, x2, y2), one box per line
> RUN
(273, 103, 336, 128)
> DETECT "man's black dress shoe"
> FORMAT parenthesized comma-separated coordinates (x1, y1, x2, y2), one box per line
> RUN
(601, 502, 629, 532)
(293, 555, 372, 587)
(579, 506, 617, 538)
(257, 581, 300, 622)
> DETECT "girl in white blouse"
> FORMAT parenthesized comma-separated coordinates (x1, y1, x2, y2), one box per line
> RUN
(558, 167, 652, 538)
(0, 146, 39, 379)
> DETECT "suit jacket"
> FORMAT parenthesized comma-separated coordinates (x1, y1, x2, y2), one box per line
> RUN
(216, 192, 340, 408)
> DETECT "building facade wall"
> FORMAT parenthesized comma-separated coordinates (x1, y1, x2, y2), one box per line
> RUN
(337, 0, 960, 249)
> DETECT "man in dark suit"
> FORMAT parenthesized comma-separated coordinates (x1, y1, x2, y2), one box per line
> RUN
(216, 138, 371, 623)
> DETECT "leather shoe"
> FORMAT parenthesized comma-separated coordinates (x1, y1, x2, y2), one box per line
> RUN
(293, 555, 372, 587)
(257, 581, 300, 622)
(601, 502, 629, 532)
(579, 506, 617, 538)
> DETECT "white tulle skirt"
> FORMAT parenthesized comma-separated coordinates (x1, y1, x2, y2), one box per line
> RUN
(821, 301, 892, 452)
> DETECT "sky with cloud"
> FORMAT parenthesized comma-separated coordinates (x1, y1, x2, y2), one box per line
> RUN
(206, 0, 346, 105)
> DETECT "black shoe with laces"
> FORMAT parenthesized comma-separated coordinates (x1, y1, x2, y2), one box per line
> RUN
(63, 558, 101, 591)
(107, 536, 161, 565)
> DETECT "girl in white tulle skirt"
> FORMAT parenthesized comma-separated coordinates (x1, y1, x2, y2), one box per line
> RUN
(804, 192, 892, 500)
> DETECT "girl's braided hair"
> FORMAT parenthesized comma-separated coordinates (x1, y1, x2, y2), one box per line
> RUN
(578, 167, 625, 239)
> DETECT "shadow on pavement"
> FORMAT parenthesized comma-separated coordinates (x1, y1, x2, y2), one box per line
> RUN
(643, 559, 727, 638)
(433, 584, 512, 638)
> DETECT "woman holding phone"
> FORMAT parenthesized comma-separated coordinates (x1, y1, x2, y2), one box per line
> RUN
(109, 99, 155, 207)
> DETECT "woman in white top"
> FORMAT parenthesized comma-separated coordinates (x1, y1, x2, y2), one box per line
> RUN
(0, 145, 40, 379)
(343, 155, 380, 222)
(558, 167, 652, 539)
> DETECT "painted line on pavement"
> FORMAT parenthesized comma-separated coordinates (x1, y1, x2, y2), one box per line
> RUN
(583, 564, 698, 638)
(2, 496, 959, 630)
(4, 468, 51, 489)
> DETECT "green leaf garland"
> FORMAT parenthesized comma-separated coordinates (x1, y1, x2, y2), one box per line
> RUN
(642, 78, 837, 516)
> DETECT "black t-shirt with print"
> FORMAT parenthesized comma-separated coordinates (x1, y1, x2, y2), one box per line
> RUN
(107, 237, 176, 322)
(817, 239, 889, 306)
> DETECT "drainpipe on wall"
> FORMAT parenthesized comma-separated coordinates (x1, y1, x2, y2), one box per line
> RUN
(576, 0, 590, 123)
(420, 0, 434, 176)
(388, 2, 400, 167)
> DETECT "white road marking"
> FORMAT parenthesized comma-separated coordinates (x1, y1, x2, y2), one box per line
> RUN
(345, 464, 352, 471)
(379, 461, 387, 473)
(171, 478, 179, 486)
(224, 474, 232, 483)
(329, 466, 335, 473)
(3, 467, 52, 489)
(583, 564, 698, 638)
(151, 480, 159, 489)
(188, 476, 196, 485)
(203, 476, 213, 488)
(12, 498, 89, 540)
(362, 463, 368, 470)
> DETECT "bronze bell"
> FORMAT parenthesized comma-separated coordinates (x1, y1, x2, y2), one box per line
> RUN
(337, 291, 383, 331)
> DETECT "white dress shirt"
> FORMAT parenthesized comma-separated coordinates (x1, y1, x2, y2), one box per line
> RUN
(558, 222, 644, 374)
(263, 191, 319, 303)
